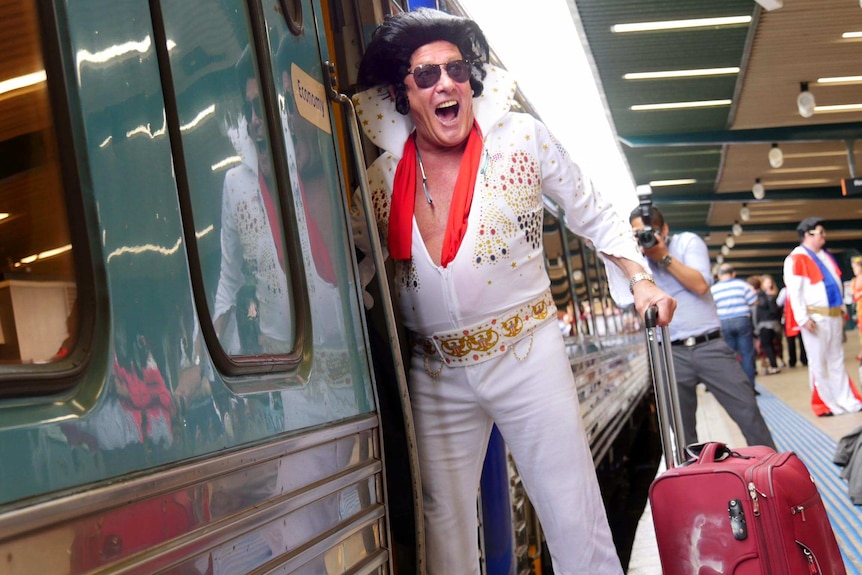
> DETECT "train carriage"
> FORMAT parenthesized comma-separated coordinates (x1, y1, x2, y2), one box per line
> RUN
(0, 1, 651, 574)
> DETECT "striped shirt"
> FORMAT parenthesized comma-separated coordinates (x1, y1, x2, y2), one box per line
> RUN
(710, 278, 756, 320)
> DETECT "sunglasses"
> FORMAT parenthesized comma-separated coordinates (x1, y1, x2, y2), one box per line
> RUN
(243, 96, 263, 122)
(407, 59, 472, 89)
(807, 228, 826, 236)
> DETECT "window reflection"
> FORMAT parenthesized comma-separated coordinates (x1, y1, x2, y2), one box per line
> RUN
(161, 1, 296, 360)
(211, 48, 294, 356)
(0, 1, 78, 366)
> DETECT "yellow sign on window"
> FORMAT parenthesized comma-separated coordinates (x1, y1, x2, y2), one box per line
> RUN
(291, 63, 331, 134)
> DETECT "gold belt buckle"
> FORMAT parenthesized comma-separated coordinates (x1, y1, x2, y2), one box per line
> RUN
(684, 336, 697, 347)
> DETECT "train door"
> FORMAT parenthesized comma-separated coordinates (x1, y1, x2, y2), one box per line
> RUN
(0, 0, 399, 573)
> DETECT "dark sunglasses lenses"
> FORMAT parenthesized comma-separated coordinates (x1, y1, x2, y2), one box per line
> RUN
(243, 97, 263, 121)
(411, 60, 471, 89)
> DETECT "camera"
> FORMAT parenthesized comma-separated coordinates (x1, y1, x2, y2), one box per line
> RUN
(634, 185, 658, 249)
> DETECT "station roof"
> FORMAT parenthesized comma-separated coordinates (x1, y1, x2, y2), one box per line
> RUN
(568, 0, 862, 277)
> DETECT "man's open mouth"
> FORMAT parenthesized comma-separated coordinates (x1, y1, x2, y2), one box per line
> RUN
(436, 100, 459, 122)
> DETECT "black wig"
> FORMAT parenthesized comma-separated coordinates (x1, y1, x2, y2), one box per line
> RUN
(357, 8, 490, 115)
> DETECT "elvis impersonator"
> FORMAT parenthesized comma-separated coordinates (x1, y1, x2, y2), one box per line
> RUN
(350, 8, 676, 574)
(783, 216, 862, 416)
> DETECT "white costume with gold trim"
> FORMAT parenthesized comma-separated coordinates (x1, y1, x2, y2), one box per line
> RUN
(784, 245, 862, 414)
(353, 66, 641, 575)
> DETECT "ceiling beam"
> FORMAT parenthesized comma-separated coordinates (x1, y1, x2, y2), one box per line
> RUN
(652, 186, 846, 203)
(708, 240, 860, 251)
(708, 240, 859, 254)
(620, 122, 862, 148)
(681, 221, 862, 234)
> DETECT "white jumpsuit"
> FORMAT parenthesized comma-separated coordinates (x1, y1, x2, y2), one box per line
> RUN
(353, 66, 645, 575)
(784, 245, 862, 415)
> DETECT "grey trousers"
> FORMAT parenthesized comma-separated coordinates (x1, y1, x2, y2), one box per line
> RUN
(670, 338, 776, 449)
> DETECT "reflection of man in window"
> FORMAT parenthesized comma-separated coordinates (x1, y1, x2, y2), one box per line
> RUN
(213, 47, 293, 355)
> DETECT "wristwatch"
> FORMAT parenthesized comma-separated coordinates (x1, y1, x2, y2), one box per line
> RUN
(659, 254, 673, 267)
(629, 272, 655, 294)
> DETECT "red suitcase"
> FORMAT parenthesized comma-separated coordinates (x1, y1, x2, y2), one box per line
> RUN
(643, 307, 847, 575)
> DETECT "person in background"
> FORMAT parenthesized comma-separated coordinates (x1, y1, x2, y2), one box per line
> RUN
(754, 273, 783, 375)
(351, 9, 677, 574)
(777, 285, 807, 368)
(629, 206, 774, 450)
(850, 256, 862, 361)
(710, 263, 758, 385)
(783, 217, 862, 416)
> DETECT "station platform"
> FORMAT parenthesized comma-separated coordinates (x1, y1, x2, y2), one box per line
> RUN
(627, 330, 862, 575)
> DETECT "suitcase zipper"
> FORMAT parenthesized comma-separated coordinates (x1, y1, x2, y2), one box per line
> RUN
(747, 481, 762, 516)
(791, 504, 807, 522)
(797, 541, 821, 575)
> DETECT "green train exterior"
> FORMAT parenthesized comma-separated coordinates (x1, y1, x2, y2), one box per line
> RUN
(0, 1, 395, 573)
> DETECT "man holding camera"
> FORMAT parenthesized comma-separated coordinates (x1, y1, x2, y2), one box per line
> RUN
(630, 205, 775, 449)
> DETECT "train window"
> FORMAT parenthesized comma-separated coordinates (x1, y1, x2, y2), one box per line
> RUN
(160, 1, 297, 359)
(0, 2, 79, 367)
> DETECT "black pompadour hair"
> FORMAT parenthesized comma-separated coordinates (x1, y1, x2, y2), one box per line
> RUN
(629, 206, 666, 229)
(356, 8, 490, 115)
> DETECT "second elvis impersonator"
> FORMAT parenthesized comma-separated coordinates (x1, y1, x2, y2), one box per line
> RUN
(350, 9, 675, 574)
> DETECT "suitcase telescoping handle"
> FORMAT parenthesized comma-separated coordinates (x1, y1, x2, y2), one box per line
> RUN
(644, 306, 687, 468)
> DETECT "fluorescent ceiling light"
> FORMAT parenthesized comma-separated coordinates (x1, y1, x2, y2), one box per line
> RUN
(842, 31, 862, 39)
(783, 151, 845, 159)
(649, 167, 716, 174)
(762, 178, 832, 186)
(13, 244, 73, 268)
(754, 0, 783, 11)
(631, 99, 732, 111)
(648, 179, 697, 187)
(624, 67, 739, 80)
(0, 70, 46, 96)
(754, 209, 804, 216)
(645, 150, 721, 158)
(611, 16, 751, 33)
(816, 75, 862, 84)
(0, 213, 8, 221)
(814, 103, 862, 113)
(770, 166, 843, 174)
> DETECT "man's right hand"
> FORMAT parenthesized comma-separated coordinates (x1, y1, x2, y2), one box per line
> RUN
(641, 231, 668, 264)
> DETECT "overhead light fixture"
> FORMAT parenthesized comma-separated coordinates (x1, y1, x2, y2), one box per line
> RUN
(721, 245, 731, 256)
(0, 70, 47, 97)
(814, 103, 862, 113)
(0, 213, 8, 222)
(754, 0, 783, 10)
(716, 254, 725, 264)
(648, 178, 697, 187)
(768, 143, 784, 168)
(817, 75, 862, 85)
(631, 99, 732, 111)
(752, 178, 765, 199)
(623, 67, 739, 80)
(725, 235, 736, 248)
(843, 31, 862, 39)
(798, 82, 816, 118)
(739, 203, 751, 222)
(732, 221, 743, 237)
(611, 16, 751, 33)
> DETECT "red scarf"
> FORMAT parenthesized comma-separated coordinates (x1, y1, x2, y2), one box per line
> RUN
(389, 123, 483, 267)
(259, 172, 285, 270)
(298, 179, 336, 284)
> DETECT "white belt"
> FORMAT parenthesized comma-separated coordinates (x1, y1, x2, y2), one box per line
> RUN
(412, 290, 556, 368)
